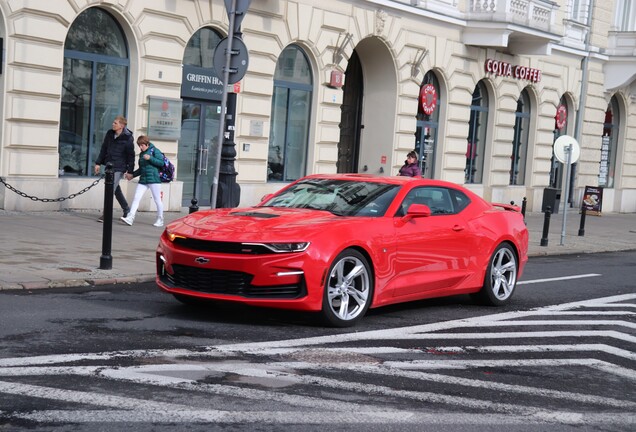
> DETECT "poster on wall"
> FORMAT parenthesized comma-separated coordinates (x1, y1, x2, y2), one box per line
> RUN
(582, 185, 603, 216)
(147, 97, 182, 140)
(598, 135, 610, 186)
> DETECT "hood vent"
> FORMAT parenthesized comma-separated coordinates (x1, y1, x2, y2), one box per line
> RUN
(229, 211, 279, 218)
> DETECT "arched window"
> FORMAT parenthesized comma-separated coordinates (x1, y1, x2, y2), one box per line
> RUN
(465, 81, 489, 184)
(510, 89, 531, 185)
(267, 45, 313, 182)
(184, 27, 221, 68)
(415, 71, 441, 179)
(601, 96, 620, 188)
(59, 8, 129, 177)
(549, 95, 570, 188)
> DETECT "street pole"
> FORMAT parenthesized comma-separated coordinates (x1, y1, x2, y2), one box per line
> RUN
(211, 0, 238, 209)
(560, 144, 572, 246)
(571, 0, 595, 204)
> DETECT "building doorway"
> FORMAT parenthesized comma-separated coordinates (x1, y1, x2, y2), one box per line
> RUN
(338, 50, 363, 173)
(179, 101, 221, 207)
(180, 27, 224, 207)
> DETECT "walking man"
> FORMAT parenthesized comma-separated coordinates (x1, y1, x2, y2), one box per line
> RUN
(94, 115, 135, 222)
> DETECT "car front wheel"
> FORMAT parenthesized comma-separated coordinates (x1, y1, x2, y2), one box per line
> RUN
(320, 249, 373, 327)
(474, 243, 518, 306)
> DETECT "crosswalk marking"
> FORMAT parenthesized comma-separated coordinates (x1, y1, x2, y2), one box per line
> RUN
(1, 293, 634, 426)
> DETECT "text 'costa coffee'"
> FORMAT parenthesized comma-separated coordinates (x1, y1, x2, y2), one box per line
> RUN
(485, 59, 542, 83)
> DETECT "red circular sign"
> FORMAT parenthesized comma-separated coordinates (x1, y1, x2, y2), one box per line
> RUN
(420, 84, 437, 116)
(555, 104, 567, 130)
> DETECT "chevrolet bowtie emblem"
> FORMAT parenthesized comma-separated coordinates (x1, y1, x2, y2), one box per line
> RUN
(194, 257, 210, 264)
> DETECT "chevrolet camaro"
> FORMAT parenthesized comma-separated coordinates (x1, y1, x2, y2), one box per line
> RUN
(156, 174, 529, 327)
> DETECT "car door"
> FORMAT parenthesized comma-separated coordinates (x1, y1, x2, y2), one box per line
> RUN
(392, 186, 475, 298)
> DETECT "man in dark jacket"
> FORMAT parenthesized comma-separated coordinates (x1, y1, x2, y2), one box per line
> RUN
(94, 115, 135, 222)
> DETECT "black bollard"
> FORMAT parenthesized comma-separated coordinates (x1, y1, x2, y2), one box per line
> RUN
(521, 197, 527, 218)
(540, 206, 551, 247)
(578, 206, 586, 236)
(99, 163, 114, 269)
(189, 197, 199, 214)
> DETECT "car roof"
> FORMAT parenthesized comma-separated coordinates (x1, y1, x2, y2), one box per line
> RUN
(302, 173, 462, 189)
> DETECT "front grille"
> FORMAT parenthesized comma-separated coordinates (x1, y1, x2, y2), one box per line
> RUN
(161, 264, 306, 299)
(173, 238, 272, 254)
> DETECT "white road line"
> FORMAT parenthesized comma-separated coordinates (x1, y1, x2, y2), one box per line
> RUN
(467, 319, 636, 329)
(225, 331, 636, 358)
(264, 361, 636, 408)
(1, 294, 634, 366)
(518, 274, 601, 285)
(531, 311, 635, 315)
(0, 380, 202, 412)
(436, 344, 636, 360)
(2, 378, 610, 426)
(383, 358, 636, 380)
(10, 410, 636, 425)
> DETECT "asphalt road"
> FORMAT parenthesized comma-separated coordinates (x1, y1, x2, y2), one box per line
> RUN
(0, 251, 634, 431)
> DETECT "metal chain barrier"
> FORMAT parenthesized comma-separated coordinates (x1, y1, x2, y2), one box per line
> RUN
(0, 175, 104, 202)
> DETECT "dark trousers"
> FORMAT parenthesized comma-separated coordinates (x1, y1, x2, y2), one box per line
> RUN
(113, 171, 130, 212)
(115, 186, 129, 211)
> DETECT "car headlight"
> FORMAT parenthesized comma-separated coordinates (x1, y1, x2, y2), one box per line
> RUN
(247, 242, 310, 253)
(166, 230, 186, 242)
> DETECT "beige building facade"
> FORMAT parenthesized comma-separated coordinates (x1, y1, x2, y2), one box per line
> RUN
(0, 0, 634, 213)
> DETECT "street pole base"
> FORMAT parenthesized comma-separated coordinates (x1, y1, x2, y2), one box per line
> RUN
(99, 255, 112, 270)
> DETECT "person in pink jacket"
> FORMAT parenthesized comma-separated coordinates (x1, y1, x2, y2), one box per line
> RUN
(398, 150, 422, 177)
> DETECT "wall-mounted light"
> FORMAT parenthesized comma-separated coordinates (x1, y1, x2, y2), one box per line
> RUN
(333, 32, 353, 65)
(410, 48, 428, 79)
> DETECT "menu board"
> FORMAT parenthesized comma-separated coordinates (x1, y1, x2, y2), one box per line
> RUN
(582, 185, 603, 216)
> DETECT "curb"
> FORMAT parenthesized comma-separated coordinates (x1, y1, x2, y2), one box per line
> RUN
(0, 275, 156, 291)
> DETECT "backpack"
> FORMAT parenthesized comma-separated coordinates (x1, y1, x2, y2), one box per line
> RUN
(152, 148, 175, 183)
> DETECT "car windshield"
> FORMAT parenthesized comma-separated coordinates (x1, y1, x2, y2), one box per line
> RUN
(260, 179, 400, 217)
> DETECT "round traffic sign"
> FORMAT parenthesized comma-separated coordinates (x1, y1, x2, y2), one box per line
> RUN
(213, 37, 249, 84)
(553, 135, 580, 164)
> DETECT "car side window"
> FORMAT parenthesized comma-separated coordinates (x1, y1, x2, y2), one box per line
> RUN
(397, 187, 470, 216)
(449, 189, 471, 213)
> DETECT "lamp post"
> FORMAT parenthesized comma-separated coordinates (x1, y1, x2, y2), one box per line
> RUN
(210, 0, 251, 209)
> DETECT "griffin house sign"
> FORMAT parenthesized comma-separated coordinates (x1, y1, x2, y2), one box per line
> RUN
(485, 59, 542, 83)
(181, 65, 224, 100)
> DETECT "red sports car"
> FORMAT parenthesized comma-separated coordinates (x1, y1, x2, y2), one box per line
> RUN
(156, 174, 528, 327)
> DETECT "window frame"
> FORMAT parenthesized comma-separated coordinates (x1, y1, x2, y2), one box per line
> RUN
(267, 45, 313, 183)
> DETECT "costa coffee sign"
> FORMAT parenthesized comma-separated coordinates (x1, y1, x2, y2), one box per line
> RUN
(485, 59, 542, 83)
(420, 84, 437, 115)
(555, 104, 567, 130)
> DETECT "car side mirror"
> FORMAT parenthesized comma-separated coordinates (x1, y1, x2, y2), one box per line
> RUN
(405, 203, 431, 219)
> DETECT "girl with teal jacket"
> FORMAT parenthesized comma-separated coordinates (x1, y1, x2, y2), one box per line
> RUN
(120, 135, 165, 227)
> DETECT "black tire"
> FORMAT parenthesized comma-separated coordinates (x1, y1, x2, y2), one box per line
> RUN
(473, 243, 518, 306)
(319, 249, 373, 327)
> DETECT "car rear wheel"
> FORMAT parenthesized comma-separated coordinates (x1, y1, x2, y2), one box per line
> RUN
(320, 249, 373, 327)
(473, 243, 518, 306)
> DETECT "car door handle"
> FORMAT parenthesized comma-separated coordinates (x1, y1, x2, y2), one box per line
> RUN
(452, 225, 465, 231)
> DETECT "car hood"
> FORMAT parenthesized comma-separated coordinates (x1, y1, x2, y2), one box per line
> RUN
(174, 207, 346, 239)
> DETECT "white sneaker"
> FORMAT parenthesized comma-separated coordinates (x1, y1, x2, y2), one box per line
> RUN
(121, 215, 134, 226)
(153, 217, 164, 227)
